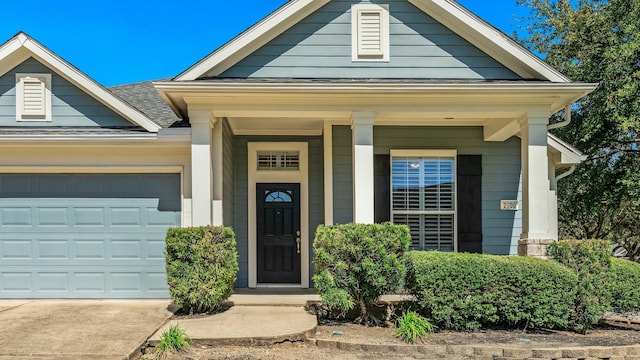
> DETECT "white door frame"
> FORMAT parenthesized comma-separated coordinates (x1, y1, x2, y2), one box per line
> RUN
(247, 142, 309, 288)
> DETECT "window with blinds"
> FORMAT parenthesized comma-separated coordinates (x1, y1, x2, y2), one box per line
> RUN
(16, 73, 51, 121)
(257, 151, 300, 171)
(352, 4, 389, 61)
(391, 153, 456, 251)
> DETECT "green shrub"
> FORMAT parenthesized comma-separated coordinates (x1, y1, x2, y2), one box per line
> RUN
(395, 311, 435, 343)
(156, 324, 191, 354)
(165, 226, 238, 313)
(313, 223, 411, 325)
(609, 258, 640, 312)
(548, 239, 612, 333)
(406, 251, 577, 331)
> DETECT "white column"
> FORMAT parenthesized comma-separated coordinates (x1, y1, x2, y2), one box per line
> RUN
(518, 111, 554, 256)
(211, 117, 224, 226)
(548, 158, 559, 241)
(323, 121, 334, 225)
(351, 112, 375, 224)
(189, 109, 213, 226)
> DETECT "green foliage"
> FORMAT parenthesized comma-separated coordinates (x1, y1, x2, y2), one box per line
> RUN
(395, 311, 435, 343)
(165, 226, 238, 313)
(312, 223, 411, 325)
(517, 0, 640, 249)
(608, 258, 640, 312)
(406, 251, 576, 331)
(548, 239, 612, 333)
(156, 324, 191, 354)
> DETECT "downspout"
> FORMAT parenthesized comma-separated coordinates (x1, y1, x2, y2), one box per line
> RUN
(548, 105, 572, 130)
(549, 105, 578, 182)
(555, 165, 576, 182)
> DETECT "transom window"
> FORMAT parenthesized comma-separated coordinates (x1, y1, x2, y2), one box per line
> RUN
(391, 150, 456, 251)
(264, 190, 293, 203)
(257, 151, 300, 171)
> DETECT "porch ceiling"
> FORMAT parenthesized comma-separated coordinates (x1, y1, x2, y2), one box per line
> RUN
(155, 81, 598, 139)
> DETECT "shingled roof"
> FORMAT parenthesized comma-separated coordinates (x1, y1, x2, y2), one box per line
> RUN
(109, 80, 186, 128)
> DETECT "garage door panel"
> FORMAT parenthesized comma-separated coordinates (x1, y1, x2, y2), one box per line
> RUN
(0, 173, 180, 298)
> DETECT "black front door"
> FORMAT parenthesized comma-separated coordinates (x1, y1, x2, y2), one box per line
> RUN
(257, 183, 301, 284)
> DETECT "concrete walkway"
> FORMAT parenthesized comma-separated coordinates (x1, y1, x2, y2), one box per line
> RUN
(149, 306, 317, 346)
(148, 292, 412, 347)
(0, 300, 172, 360)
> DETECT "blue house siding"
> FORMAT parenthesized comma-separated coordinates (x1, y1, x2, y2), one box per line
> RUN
(0, 58, 134, 128)
(217, 0, 520, 80)
(233, 136, 324, 287)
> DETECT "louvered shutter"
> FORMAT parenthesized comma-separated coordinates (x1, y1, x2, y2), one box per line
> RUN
(21, 77, 46, 116)
(358, 11, 383, 56)
(457, 155, 483, 253)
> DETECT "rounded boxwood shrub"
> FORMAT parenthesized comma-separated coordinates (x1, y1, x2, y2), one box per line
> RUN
(165, 226, 238, 313)
(313, 222, 411, 325)
(406, 251, 577, 331)
(609, 258, 640, 313)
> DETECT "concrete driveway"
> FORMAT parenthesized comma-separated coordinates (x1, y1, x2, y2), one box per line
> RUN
(0, 300, 172, 360)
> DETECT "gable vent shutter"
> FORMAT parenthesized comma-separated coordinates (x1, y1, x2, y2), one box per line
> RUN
(358, 11, 383, 55)
(22, 78, 46, 116)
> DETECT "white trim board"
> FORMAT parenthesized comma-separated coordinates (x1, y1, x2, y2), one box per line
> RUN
(247, 142, 310, 288)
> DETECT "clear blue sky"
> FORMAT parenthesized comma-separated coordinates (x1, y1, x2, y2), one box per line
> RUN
(0, 1, 529, 87)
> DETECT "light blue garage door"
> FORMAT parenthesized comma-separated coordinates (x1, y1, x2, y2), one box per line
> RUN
(0, 174, 181, 299)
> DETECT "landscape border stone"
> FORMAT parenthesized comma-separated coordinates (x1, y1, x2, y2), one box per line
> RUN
(309, 338, 640, 359)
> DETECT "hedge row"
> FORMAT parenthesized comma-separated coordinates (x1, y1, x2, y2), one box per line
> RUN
(609, 258, 640, 313)
(406, 251, 577, 330)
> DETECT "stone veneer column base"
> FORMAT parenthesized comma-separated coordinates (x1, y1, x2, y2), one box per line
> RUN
(518, 238, 555, 258)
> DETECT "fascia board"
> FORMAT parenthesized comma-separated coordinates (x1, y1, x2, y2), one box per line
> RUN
(154, 81, 597, 94)
(408, 0, 571, 83)
(3, 33, 161, 133)
(175, 0, 330, 81)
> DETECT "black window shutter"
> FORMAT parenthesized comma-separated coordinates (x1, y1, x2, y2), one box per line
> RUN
(457, 155, 482, 253)
(374, 154, 390, 223)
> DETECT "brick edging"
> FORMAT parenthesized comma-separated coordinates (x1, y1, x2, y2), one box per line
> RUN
(308, 338, 640, 359)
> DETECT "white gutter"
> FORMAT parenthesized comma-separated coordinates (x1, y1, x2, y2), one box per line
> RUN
(548, 105, 572, 130)
(556, 165, 577, 182)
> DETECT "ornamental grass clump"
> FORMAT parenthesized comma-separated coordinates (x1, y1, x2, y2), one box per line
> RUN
(395, 311, 435, 343)
(156, 324, 191, 355)
(313, 223, 411, 326)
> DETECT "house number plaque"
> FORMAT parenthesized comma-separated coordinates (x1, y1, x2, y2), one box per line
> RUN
(500, 200, 519, 211)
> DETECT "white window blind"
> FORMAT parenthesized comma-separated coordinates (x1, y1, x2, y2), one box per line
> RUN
(391, 155, 456, 251)
(257, 151, 300, 171)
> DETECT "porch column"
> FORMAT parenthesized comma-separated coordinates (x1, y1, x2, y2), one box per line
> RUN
(351, 112, 375, 224)
(211, 117, 224, 226)
(518, 111, 554, 257)
(189, 109, 213, 226)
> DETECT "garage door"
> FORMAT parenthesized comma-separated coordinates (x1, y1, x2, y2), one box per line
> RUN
(0, 173, 181, 299)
